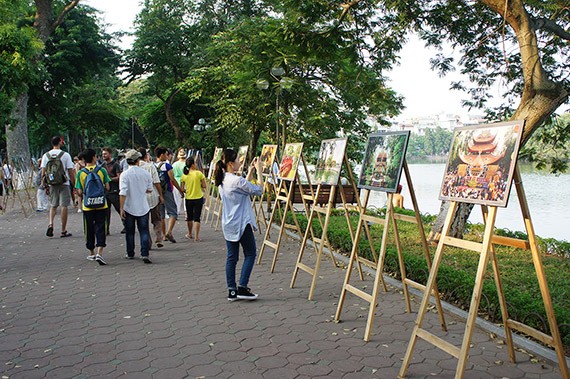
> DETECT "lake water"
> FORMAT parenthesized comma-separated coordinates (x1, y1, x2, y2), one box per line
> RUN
(361, 163, 570, 241)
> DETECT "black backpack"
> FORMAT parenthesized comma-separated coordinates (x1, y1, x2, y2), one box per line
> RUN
(157, 162, 169, 192)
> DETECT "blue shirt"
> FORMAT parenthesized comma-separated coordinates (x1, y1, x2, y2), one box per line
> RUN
(219, 173, 262, 242)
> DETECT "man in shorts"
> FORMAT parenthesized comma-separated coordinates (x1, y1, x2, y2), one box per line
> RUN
(41, 136, 76, 238)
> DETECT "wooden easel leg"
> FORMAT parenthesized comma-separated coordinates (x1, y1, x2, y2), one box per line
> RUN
(455, 207, 497, 378)
(335, 216, 364, 322)
(514, 170, 570, 378)
(291, 206, 316, 288)
(399, 201, 458, 378)
(390, 210, 411, 313)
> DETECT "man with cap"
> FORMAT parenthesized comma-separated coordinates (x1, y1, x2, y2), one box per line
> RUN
(119, 149, 154, 263)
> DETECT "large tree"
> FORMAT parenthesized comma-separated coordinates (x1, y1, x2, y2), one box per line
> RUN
(377, 0, 569, 237)
(3, 0, 80, 165)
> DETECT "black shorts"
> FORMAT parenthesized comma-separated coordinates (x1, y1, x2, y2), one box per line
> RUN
(185, 198, 204, 222)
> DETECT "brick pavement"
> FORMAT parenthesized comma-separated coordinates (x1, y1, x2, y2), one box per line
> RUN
(0, 205, 565, 378)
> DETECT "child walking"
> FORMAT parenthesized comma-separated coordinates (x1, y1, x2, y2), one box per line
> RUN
(214, 149, 263, 301)
(180, 156, 207, 241)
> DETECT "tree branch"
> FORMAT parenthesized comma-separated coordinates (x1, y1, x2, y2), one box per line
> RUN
(53, 0, 80, 30)
(532, 17, 570, 41)
(338, 0, 363, 24)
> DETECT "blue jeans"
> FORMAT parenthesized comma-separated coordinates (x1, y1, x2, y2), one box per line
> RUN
(226, 224, 256, 290)
(124, 211, 150, 257)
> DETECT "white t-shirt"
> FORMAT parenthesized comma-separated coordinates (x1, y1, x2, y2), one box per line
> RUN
(40, 149, 74, 185)
(119, 165, 153, 216)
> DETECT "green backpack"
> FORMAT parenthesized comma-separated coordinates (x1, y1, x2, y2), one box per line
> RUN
(44, 151, 67, 185)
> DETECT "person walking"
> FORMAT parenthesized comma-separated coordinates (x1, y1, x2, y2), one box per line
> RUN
(155, 146, 184, 243)
(138, 148, 164, 249)
(101, 147, 125, 234)
(41, 136, 75, 238)
(119, 149, 154, 263)
(172, 148, 187, 215)
(75, 148, 111, 265)
(214, 149, 263, 301)
(180, 156, 207, 241)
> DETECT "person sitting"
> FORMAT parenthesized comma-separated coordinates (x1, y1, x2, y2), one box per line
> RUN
(392, 184, 404, 209)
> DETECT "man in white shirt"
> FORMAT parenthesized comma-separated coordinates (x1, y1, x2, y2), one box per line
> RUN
(119, 149, 154, 263)
(138, 148, 164, 248)
(40, 136, 75, 238)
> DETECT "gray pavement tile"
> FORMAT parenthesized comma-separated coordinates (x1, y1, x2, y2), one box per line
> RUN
(0, 208, 566, 378)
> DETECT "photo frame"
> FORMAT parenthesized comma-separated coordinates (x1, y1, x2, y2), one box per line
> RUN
(439, 120, 524, 207)
(313, 138, 347, 185)
(237, 145, 249, 174)
(358, 131, 410, 192)
(260, 144, 278, 176)
(278, 143, 304, 181)
(208, 147, 223, 179)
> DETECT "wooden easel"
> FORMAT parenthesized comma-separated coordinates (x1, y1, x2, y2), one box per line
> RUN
(334, 160, 447, 341)
(251, 168, 280, 234)
(257, 154, 314, 273)
(399, 166, 569, 379)
(290, 152, 366, 300)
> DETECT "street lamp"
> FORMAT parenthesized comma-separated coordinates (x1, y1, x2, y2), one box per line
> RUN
(257, 66, 290, 151)
(193, 118, 212, 132)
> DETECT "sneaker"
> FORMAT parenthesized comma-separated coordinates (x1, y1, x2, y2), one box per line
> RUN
(237, 287, 258, 300)
(228, 289, 238, 302)
(120, 228, 126, 234)
(86, 255, 96, 261)
(156, 242, 163, 248)
(124, 254, 134, 260)
(165, 234, 176, 243)
(95, 254, 107, 265)
(142, 257, 152, 264)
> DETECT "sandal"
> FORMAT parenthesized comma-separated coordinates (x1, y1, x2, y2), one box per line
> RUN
(60, 231, 72, 238)
(46, 225, 54, 237)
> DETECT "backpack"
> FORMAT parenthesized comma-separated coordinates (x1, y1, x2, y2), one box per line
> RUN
(81, 166, 106, 209)
(156, 162, 169, 192)
(44, 151, 66, 185)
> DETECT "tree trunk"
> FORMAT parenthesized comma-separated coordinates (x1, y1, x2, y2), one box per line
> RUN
(164, 89, 185, 143)
(5, 92, 31, 165)
(249, 127, 262, 160)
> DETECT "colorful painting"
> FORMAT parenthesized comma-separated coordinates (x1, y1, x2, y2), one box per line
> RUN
(358, 131, 410, 192)
(278, 143, 304, 181)
(314, 138, 347, 185)
(260, 144, 278, 176)
(237, 145, 249, 174)
(439, 120, 524, 207)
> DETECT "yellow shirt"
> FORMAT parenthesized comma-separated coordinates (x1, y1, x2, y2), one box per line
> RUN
(180, 170, 205, 200)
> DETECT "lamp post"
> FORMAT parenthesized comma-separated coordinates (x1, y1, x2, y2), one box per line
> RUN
(257, 66, 291, 152)
(192, 118, 211, 170)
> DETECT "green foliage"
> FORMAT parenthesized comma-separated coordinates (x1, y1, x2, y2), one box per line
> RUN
(406, 127, 453, 162)
(520, 114, 570, 174)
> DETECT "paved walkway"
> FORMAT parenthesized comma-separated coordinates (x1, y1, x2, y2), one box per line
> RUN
(0, 204, 565, 378)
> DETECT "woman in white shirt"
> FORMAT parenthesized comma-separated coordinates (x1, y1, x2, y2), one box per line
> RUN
(214, 148, 262, 301)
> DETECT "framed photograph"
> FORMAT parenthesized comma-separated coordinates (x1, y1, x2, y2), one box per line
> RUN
(208, 147, 223, 179)
(236, 145, 249, 174)
(358, 131, 410, 192)
(278, 143, 304, 181)
(260, 144, 278, 176)
(439, 120, 524, 207)
(314, 138, 347, 185)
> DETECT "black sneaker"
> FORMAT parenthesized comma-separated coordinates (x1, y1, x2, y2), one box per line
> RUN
(124, 254, 134, 260)
(95, 254, 107, 266)
(120, 228, 126, 234)
(237, 287, 258, 300)
(228, 289, 238, 301)
(142, 257, 152, 264)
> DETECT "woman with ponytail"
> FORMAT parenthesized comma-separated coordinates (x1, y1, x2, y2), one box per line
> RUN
(180, 156, 207, 241)
(214, 148, 263, 301)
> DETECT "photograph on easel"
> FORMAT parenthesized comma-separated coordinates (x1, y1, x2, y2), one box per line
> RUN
(313, 138, 347, 185)
(237, 145, 249, 173)
(260, 145, 278, 176)
(439, 120, 524, 207)
(278, 143, 303, 181)
(208, 147, 223, 179)
(358, 131, 410, 192)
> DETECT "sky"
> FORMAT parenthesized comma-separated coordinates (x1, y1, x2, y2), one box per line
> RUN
(83, 0, 566, 120)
